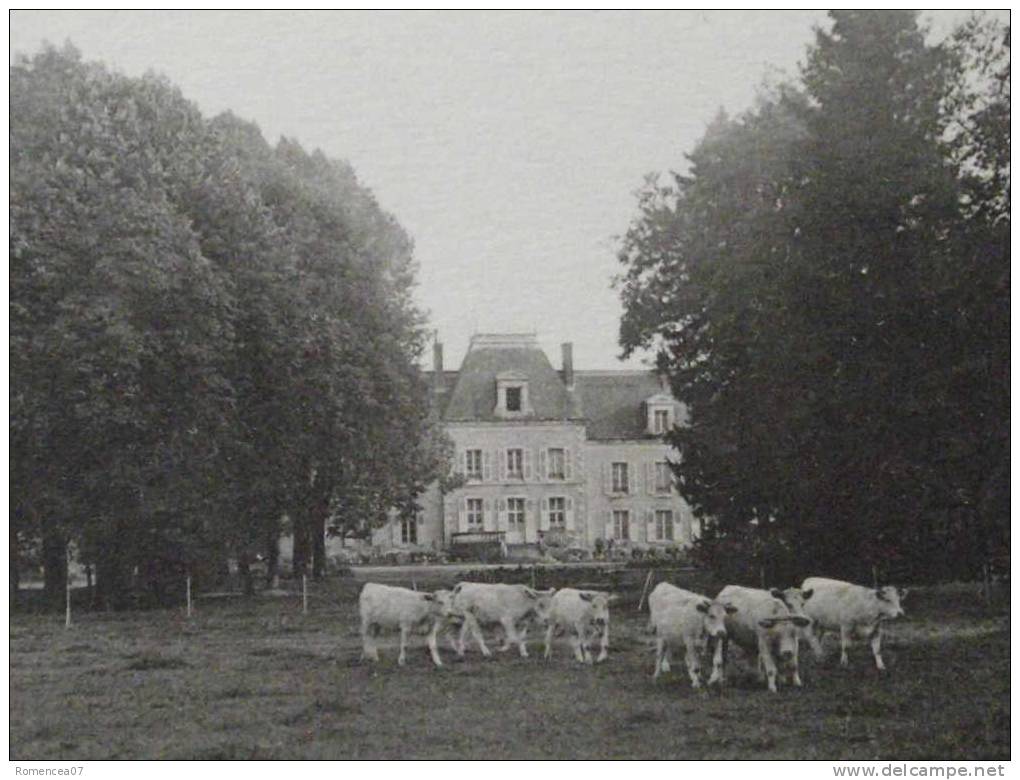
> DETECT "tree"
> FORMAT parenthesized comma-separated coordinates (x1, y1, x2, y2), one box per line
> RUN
(616, 12, 1008, 583)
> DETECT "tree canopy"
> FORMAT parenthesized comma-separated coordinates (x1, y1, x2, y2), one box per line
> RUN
(11, 44, 450, 606)
(616, 11, 1009, 584)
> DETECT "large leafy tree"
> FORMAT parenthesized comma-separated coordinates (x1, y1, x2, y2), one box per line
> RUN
(616, 11, 1008, 583)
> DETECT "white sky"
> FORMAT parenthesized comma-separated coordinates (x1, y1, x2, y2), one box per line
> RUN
(9, 10, 980, 372)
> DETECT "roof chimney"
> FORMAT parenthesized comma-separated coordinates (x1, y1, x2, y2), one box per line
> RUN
(561, 342, 574, 388)
(433, 339, 443, 374)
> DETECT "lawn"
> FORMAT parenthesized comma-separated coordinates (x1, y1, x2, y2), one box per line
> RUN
(9, 573, 1010, 760)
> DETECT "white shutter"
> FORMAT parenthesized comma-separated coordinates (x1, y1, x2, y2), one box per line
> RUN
(646, 462, 655, 496)
(460, 449, 467, 476)
(646, 509, 656, 542)
(565, 497, 575, 531)
(538, 449, 547, 481)
(564, 448, 573, 480)
(523, 449, 533, 481)
(604, 510, 613, 539)
(526, 498, 536, 532)
(603, 463, 611, 495)
(496, 498, 507, 531)
(499, 450, 507, 481)
(483, 450, 492, 481)
(458, 497, 467, 533)
(630, 462, 639, 495)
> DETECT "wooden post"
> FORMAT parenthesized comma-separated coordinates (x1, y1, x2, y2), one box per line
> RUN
(65, 545, 72, 629)
(302, 574, 308, 615)
(637, 569, 654, 612)
(186, 575, 192, 618)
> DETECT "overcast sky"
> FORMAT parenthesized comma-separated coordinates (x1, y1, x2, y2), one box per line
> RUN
(10, 11, 977, 371)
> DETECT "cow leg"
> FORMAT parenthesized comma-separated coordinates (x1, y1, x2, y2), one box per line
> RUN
(653, 636, 665, 679)
(707, 636, 725, 686)
(661, 647, 672, 672)
(684, 638, 702, 689)
(427, 620, 443, 667)
(502, 616, 528, 658)
(790, 636, 803, 687)
(456, 618, 470, 657)
(595, 620, 609, 663)
(839, 625, 850, 667)
(544, 622, 556, 659)
(463, 612, 492, 657)
(758, 637, 779, 693)
(571, 627, 587, 663)
(398, 624, 410, 667)
(870, 624, 886, 671)
(807, 625, 825, 660)
(361, 618, 380, 663)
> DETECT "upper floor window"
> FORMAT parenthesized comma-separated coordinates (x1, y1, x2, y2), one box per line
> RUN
(401, 516, 418, 544)
(506, 448, 524, 479)
(611, 462, 629, 494)
(547, 448, 565, 480)
(466, 449, 483, 480)
(495, 371, 531, 417)
(654, 462, 673, 493)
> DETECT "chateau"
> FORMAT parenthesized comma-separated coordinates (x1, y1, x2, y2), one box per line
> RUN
(373, 333, 699, 553)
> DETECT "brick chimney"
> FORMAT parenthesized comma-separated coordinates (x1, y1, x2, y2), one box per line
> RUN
(561, 342, 574, 388)
(432, 339, 443, 397)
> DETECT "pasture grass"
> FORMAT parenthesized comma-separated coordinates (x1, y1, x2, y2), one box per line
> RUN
(10, 577, 1009, 760)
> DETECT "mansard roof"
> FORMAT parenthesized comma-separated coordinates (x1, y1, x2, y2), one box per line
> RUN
(442, 334, 581, 422)
(573, 370, 683, 440)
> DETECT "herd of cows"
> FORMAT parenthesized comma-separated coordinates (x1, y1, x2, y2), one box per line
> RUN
(357, 577, 908, 693)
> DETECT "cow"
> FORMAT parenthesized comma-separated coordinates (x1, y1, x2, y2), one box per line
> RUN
(770, 585, 820, 658)
(543, 588, 615, 664)
(647, 582, 736, 688)
(451, 582, 555, 658)
(358, 582, 452, 667)
(800, 577, 907, 671)
(717, 585, 811, 693)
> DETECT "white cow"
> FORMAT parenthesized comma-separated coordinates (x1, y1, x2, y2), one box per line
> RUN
(801, 577, 907, 670)
(717, 585, 811, 693)
(648, 582, 736, 688)
(358, 583, 453, 667)
(769, 585, 820, 657)
(543, 588, 615, 664)
(451, 582, 555, 658)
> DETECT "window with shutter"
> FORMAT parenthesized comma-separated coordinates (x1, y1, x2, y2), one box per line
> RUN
(565, 496, 575, 531)
(538, 449, 547, 480)
(564, 449, 573, 480)
(523, 449, 532, 480)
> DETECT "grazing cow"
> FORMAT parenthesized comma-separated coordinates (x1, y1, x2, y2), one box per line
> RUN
(648, 582, 736, 688)
(770, 586, 820, 658)
(800, 577, 907, 670)
(451, 582, 555, 658)
(543, 588, 615, 664)
(359, 583, 452, 667)
(717, 585, 811, 693)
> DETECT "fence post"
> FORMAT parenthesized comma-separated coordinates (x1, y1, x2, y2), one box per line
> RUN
(302, 574, 308, 615)
(65, 545, 72, 629)
(637, 569, 654, 613)
(186, 575, 192, 618)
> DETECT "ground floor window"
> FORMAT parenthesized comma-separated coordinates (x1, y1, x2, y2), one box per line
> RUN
(467, 498, 484, 529)
(613, 510, 630, 540)
(548, 497, 566, 528)
(401, 516, 418, 544)
(654, 510, 674, 542)
(507, 497, 525, 529)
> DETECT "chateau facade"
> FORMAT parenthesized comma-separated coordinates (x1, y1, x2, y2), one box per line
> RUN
(374, 333, 698, 552)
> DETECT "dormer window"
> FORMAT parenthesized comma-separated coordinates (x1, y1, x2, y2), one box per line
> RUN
(495, 370, 532, 417)
(505, 386, 522, 412)
(644, 392, 676, 436)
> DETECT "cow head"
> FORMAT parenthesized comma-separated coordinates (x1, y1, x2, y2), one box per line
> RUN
(579, 590, 612, 628)
(759, 615, 810, 663)
(429, 589, 460, 620)
(696, 599, 737, 639)
(524, 587, 557, 624)
(874, 586, 906, 619)
(771, 587, 815, 633)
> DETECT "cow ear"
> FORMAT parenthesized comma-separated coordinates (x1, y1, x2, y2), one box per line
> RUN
(758, 618, 777, 629)
(801, 588, 813, 601)
(453, 584, 463, 595)
(770, 588, 784, 600)
(524, 588, 538, 600)
(579, 592, 594, 603)
(875, 589, 889, 602)
(725, 604, 738, 615)
(607, 594, 621, 604)
(696, 601, 710, 614)
(898, 588, 908, 600)
(792, 616, 811, 628)
(422, 593, 435, 602)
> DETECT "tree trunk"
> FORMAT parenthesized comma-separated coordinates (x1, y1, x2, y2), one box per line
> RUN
(237, 554, 255, 597)
(10, 523, 20, 609)
(292, 510, 310, 578)
(312, 511, 327, 579)
(95, 541, 131, 611)
(265, 528, 280, 588)
(41, 527, 67, 611)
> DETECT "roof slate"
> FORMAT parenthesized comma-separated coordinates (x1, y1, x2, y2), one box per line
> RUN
(572, 371, 675, 440)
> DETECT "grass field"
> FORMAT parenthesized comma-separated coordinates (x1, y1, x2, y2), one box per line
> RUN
(10, 572, 1010, 760)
